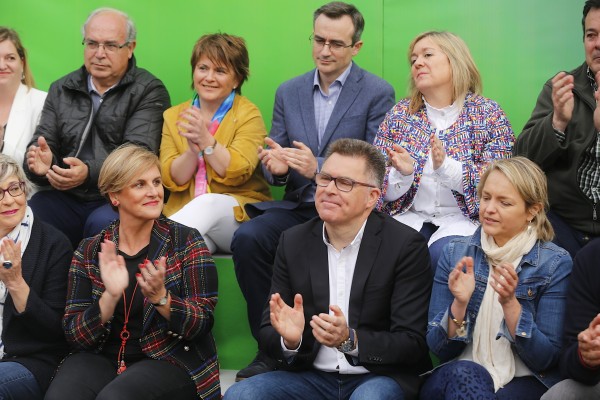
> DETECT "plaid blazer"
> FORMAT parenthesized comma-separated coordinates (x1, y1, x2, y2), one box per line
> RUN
(63, 216, 220, 399)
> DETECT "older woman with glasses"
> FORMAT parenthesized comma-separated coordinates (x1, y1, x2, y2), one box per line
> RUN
(160, 33, 271, 255)
(374, 31, 514, 271)
(45, 144, 220, 400)
(0, 27, 46, 165)
(0, 154, 72, 400)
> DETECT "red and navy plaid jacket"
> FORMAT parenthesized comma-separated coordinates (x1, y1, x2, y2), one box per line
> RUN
(63, 216, 220, 399)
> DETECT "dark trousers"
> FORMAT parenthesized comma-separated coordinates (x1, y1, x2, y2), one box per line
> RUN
(419, 360, 547, 400)
(231, 204, 318, 341)
(29, 190, 118, 248)
(44, 352, 197, 400)
(547, 210, 599, 259)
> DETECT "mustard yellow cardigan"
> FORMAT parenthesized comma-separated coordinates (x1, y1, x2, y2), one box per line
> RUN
(160, 95, 272, 220)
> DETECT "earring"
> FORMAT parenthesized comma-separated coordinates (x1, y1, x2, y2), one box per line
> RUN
(526, 219, 533, 231)
(112, 201, 119, 206)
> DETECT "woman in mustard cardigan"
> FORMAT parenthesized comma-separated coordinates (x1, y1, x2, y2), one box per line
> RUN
(160, 33, 271, 254)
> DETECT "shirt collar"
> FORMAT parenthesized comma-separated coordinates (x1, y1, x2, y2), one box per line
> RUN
(313, 62, 353, 90)
(87, 74, 118, 96)
(321, 217, 367, 250)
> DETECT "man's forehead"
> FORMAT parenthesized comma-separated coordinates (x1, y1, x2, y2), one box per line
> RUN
(85, 13, 127, 38)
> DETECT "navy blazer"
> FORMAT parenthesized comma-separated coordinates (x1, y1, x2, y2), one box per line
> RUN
(249, 63, 395, 214)
(259, 211, 432, 400)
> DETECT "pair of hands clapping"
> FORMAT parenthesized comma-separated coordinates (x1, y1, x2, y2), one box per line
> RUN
(26, 136, 88, 191)
(98, 240, 167, 305)
(269, 293, 349, 350)
(385, 134, 446, 176)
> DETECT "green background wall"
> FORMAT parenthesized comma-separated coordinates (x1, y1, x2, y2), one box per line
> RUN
(1, 0, 585, 369)
(2, 0, 582, 134)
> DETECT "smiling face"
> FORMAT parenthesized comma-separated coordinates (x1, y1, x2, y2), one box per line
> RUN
(193, 55, 238, 107)
(83, 11, 135, 90)
(478, 170, 538, 247)
(0, 39, 23, 90)
(585, 8, 600, 74)
(315, 153, 379, 229)
(410, 36, 453, 101)
(109, 166, 163, 223)
(0, 175, 26, 236)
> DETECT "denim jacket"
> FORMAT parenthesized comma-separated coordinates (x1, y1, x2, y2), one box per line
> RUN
(426, 228, 572, 388)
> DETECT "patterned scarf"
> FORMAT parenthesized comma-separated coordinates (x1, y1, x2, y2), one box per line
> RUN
(193, 91, 235, 197)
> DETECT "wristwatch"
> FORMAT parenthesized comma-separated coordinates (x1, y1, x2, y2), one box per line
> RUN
(203, 139, 217, 155)
(151, 291, 169, 307)
(337, 327, 356, 353)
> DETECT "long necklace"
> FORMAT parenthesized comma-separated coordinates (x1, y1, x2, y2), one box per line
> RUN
(116, 279, 139, 375)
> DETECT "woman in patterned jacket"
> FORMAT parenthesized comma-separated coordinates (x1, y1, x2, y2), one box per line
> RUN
(45, 144, 220, 400)
(374, 31, 514, 271)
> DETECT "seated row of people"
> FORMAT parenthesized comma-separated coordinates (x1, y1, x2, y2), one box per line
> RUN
(0, 140, 597, 399)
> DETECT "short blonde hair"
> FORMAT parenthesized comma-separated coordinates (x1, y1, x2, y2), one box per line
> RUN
(98, 144, 160, 199)
(477, 157, 554, 242)
(407, 31, 482, 114)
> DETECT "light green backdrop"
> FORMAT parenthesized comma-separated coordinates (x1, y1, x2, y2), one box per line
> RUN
(1, 0, 586, 369)
(2, 0, 583, 134)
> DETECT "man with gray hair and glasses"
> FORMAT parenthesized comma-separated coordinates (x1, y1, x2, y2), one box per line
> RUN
(24, 7, 170, 248)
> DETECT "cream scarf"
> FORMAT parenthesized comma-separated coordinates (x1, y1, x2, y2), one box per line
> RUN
(473, 225, 537, 391)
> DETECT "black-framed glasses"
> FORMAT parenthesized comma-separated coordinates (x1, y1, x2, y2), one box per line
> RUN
(0, 182, 25, 201)
(314, 172, 377, 192)
(309, 34, 354, 52)
(82, 39, 130, 53)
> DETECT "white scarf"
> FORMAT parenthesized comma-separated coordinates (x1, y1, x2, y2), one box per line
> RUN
(472, 225, 537, 391)
(0, 205, 34, 357)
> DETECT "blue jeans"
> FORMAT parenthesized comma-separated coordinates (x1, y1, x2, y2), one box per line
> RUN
(29, 190, 118, 248)
(224, 370, 404, 400)
(419, 360, 547, 400)
(0, 361, 42, 400)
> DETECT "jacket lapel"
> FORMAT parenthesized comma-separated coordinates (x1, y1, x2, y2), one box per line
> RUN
(348, 213, 381, 327)
(297, 72, 320, 153)
(309, 220, 330, 314)
(319, 64, 362, 155)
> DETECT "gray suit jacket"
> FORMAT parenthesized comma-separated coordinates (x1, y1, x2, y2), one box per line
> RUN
(247, 63, 395, 215)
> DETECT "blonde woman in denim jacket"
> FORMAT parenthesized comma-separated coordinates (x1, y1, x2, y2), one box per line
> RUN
(420, 157, 572, 400)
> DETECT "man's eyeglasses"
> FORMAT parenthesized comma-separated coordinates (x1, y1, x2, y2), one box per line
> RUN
(0, 182, 25, 201)
(309, 35, 354, 52)
(82, 39, 130, 53)
(314, 172, 377, 192)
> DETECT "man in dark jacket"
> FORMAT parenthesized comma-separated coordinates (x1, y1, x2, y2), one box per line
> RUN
(24, 7, 170, 248)
(514, 0, 600, 258)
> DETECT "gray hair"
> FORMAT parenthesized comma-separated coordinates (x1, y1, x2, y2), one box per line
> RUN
(0, 154, 34, 199)
(82, 8, 137, 43)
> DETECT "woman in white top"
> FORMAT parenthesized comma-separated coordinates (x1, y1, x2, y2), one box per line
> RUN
(0, 28, 46, 166)
(374, 31, 514, 271)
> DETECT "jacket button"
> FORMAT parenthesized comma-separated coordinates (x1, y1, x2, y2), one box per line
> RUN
(178, 335, 183, 340)
(172, 333, 178, 337)
(167, 331, 173, 335)
(184, 346, 190, 351)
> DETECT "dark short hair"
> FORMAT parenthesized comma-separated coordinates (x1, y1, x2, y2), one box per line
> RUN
(583, 0, 600, 35)
(313, 2, 364, 44)
(324, 138, 385, 187)
(190, 33, 249, 95)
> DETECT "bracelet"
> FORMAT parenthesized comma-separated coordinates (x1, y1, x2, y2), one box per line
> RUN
(448, 307, 467, 337)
